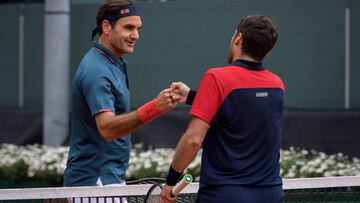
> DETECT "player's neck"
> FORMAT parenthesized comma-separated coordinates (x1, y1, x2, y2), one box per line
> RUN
(98, 36, 124, 59)
(233, 53, 258, 63)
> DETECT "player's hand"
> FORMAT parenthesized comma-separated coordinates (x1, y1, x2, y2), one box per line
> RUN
(170, 82, 190, 104)
(155, 88, 178, 113)
(160, 184, 176, 203)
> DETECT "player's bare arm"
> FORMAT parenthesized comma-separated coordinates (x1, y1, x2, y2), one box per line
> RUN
(160, 117, 209, 203)
(171, 117, 210, 172)
(95, 88, 178, 141)
(95, 111, 140, 142)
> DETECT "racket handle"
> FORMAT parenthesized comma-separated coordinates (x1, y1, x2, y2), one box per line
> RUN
(171, 174, 193, 196)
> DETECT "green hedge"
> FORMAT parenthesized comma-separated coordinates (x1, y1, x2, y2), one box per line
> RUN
(1, 143, 360, 188)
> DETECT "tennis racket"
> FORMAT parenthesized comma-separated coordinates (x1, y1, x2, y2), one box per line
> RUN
(143, 174, 193, 203)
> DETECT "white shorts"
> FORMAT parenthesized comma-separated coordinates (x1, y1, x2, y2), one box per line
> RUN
(68, 178, 128, 203)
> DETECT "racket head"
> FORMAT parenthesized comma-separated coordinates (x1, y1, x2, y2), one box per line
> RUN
(144, 183, 163, 203)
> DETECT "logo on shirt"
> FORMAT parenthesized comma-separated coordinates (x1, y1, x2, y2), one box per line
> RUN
(256, 92, 268, 97)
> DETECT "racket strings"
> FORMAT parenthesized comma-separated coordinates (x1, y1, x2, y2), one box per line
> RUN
(144, 184, 163, 203)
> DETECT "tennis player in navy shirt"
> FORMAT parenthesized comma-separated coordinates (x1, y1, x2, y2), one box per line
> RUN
(161, 15, 285, 203)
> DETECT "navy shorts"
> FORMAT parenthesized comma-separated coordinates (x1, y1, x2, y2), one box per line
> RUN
(196, 185, 282, 203)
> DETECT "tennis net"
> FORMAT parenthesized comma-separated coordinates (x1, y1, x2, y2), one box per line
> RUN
(0, 176, 359, 202)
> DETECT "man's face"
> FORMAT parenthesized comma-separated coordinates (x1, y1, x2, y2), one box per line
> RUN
(227, 30, 237, 64)
(108, 15, 142, 57)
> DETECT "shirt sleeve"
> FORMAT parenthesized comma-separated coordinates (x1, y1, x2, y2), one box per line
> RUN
(189, 71, 223, 124)
(81, 74, 115, 116)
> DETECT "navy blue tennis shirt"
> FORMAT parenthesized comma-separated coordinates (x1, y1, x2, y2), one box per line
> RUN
(190, 59, 284, 188)
(64, 43, 131, 186)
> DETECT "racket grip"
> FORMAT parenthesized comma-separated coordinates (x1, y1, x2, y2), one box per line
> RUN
(171, 174, 193, 196)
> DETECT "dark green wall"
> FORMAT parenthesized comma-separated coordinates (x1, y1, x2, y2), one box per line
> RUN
(0, 5, 19, 107)
(270, 1, 345, 108)
(23, 5, 43, 108)
(350, 0, 360, 109)
(1, 0, 359, 109)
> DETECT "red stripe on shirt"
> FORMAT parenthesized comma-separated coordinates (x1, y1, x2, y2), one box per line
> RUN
(98, 109, 113, 113)
(189, 66, 284, 123)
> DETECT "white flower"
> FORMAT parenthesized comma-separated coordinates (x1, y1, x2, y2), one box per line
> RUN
(301, 149, 309, 155)
(2, 144, 360, 182)
(286, 171, 296, 178)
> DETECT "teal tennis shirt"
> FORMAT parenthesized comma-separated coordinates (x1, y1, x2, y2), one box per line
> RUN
(64, 43, 131, 186)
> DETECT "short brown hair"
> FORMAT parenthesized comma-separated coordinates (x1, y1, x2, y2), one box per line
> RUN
(236, 15, 278, 61)
(95, 0, 134, 36)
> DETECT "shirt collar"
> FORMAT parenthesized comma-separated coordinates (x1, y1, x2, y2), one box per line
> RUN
(230, 59, 264, 71)
(93, 42, 127, 67)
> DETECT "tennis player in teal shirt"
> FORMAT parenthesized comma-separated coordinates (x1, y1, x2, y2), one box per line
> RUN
(64, 0, 179, 192)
